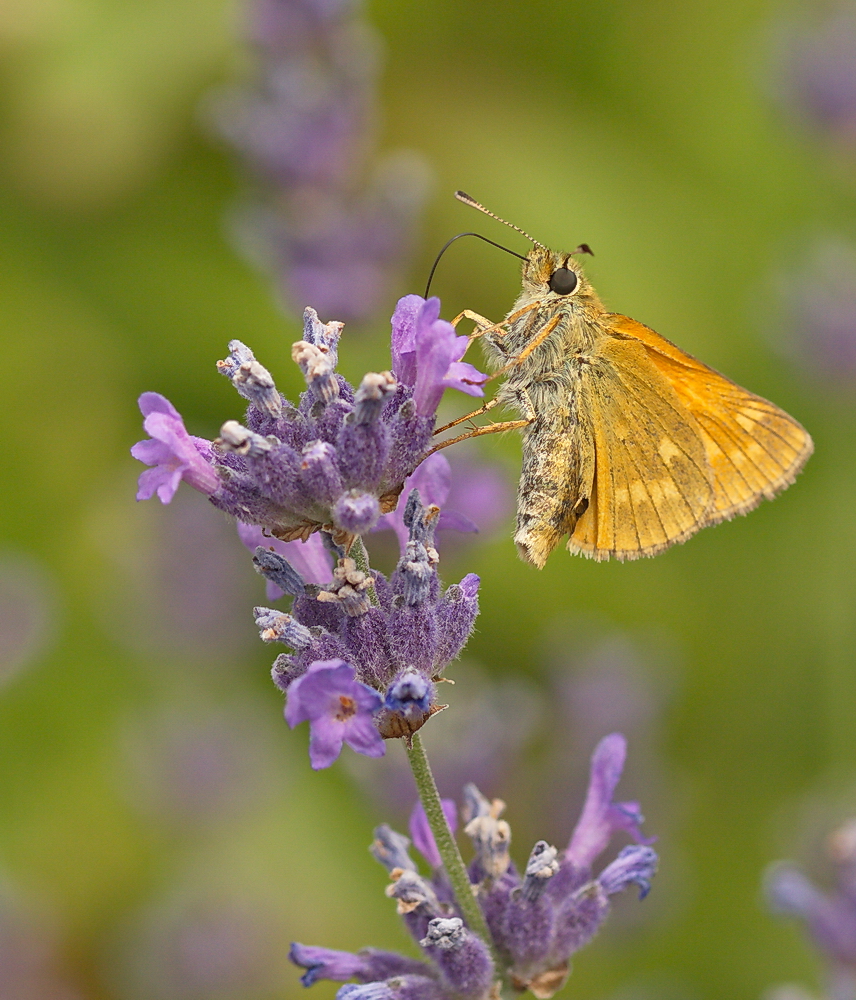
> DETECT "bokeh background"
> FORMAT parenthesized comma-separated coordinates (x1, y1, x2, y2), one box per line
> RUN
(1, 0, 855, 997)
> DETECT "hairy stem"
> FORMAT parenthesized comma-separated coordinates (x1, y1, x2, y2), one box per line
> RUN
(405, 732, 497, 960)
(350, 536, 380, 608)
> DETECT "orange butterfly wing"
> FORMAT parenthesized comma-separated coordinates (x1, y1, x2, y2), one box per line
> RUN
(566, 336, 714, 561)
(606, 314, 814, 524)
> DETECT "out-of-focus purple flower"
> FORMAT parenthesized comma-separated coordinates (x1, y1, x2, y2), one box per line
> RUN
(238, 522, 333, 598)
(254, 491, 480, 762)
(0, 894, 80, 1000)
(109, 891, 286, 1000)
(774, 238, 856, 387)
(292, 734, 656, 1000)
(120, 702, 279, 828)
(94, 488, 259, 667)
(209, 0, 430, 323)
(131, 393, 220, 503)
(284, 658, 385, 769)
(391, 297, 485, 416)
(773, 7, 856, 149)
(0, 553, 55, 688)
(410, 800, 458, 869)
(374, 453, 476, 550)
(766, 817, 856, 1000)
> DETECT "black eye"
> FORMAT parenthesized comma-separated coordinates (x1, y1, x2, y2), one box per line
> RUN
(548, 267, 578, 295)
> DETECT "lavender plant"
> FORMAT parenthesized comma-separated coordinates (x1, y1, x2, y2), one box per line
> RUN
(766, 818, 856, 1000)
(132, 290, 659, 999)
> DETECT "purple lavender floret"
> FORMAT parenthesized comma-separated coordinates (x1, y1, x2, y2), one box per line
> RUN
(284, 658, 385, 770)
(254, 490, 480, 756)
(291, 733, 657, 1000)
(131, 393, 221, 502)
(132, 300, 487, 550)
(765, 817, 856, 1000)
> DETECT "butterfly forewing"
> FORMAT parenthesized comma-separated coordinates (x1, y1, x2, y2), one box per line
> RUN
(608, 315, 814, 524)
(568, 337, 714, 560)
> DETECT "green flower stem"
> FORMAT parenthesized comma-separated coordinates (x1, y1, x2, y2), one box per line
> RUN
(405, 732, 497, 957)
(350, 536, 380, 608)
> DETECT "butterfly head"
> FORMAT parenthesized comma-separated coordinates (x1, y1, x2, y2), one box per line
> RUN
(520, 245, 599, 311)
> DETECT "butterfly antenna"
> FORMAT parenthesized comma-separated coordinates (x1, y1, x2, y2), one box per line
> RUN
(424, 231, 526, 298)
(455, 191, 545, 248)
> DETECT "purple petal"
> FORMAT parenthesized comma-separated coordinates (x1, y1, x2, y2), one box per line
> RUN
(284, 659, 384, 769)
(566, 733, 651, 868)
(289, 944, 364, 986)
(390, 294, 423, 386)
(409, 799, 457, 868)
(132, 392, 219, 502)
(342, 712, 386, 759)
(308, 716, 348, 769)
(436, 510, 479, 534)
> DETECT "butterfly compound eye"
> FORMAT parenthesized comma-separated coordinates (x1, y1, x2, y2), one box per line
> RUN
(548, 267, 578, 295)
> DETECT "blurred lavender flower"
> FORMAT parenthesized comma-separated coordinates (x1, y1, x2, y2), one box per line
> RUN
(93, 488, 259, 667)
(772, 6, 856, 151)
(133, 299, 485, 546)
(0, 892, 80, 1000)
(774, 238, 856, 387)
(254, 491, 480, 766)
(120, 701, 281, 829)
(209, 0, 430, 323)
(291, 734, 657, 1000)
(0, 552, 55, 688)
(765, 817, 856, 1000)
(110, 891, 286, 1000)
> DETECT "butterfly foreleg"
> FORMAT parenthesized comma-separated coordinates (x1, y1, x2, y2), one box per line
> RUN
(427, 389, 535, 455)
(479, 313, 563, 385)
(433, 397, 501, 436)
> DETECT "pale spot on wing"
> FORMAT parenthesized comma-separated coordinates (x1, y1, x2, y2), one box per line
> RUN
(734, 412, 757, 434)
(658, 437, 682, 465)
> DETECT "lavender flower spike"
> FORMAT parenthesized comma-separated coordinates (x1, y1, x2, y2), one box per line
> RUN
(294, 740, 656, 1000)
(284, 659, 385, 769)
(131, 393, 220, 502)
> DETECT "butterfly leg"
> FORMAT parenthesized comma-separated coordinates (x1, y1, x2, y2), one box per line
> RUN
(434, 397, 500, 435)
(479, 313, 563, 385)
(427, 389, 535, 455)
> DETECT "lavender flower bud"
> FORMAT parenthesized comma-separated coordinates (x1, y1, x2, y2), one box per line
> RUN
(293, 340, 339, 403)
(303, 306, 343, 367)
(333, 491, 381, 534)
(217, 420, 276, 457)
(463, 784, 511, 880)
(351, 371, 397, 425)
(252, 547, 308, 597)
(301, 441, 344, 506)
(419, 918, 494, 1000)
(217, 340, 282, 417)
(521, 842, 560, 902)
(253, 608, 314, 649)
(370, 824, 417, 873)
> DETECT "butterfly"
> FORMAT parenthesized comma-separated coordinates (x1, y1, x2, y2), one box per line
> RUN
(432, 192, 813, 566)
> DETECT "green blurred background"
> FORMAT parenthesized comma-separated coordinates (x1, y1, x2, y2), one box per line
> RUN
(1, 0, 854, 997)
